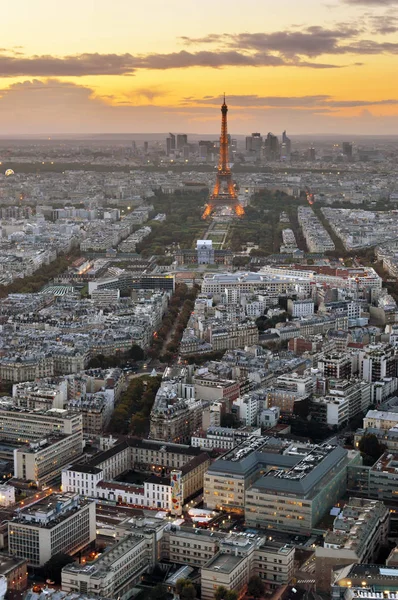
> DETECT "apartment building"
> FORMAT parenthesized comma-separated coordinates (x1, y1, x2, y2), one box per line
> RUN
(8, 493, 96, 566)
(326, 379, 372, 419)
(67, 397, 108, 435)
(201, 534, 295, 600)
(233, 392, 265, 426)
(0, 356, 54, 382)
(298, 206, 335, 253)
(91, 288, 120, 307)
(355, 426, 398, 453)
(348, 451, 398, 501)
(287, 298, 314, 318)
(0, 554, 28, 593)
(149, 389, 202, 443)
(332, 563, 398, 600)
(363, 409, 398, 431)
(62, 535, 150, 600)
(165, 527, 220, 567)
(318, 353, 353, 380)
(0, 405, 82, 444)
(202, 553, 250, 600)
(14, 432, 83, 487)
(264, 387, 309, 416)
(315, 498, 389, 592)
(194, 375, 240, 406)
(276, 373, 314, 396)
(191, 426, 262, 451)
(311, 395, 349, 428)
(12, 379, 68, 410)
(201, 272, 311, 298)
(360, 344, 397, 382)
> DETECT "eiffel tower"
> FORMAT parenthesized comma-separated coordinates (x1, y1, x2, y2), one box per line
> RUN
(202, 95, 244, 219)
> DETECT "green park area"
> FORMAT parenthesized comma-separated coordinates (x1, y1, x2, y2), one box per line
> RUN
(227, 190, 307, 255)
(137, 190, 208, 256)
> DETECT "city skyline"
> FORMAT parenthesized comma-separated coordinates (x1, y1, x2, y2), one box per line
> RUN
(1, 0, 398, 134)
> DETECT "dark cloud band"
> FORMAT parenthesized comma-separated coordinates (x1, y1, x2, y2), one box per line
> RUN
(0, 20, 397, 78)
(189, 94, 398, 108)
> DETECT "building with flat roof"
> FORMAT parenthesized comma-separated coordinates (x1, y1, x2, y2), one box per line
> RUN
(202, 553, 249, 600)
(24, 589, 112, 600)
(264, 386, 310, 416)
(287, 298, 314, 318)
(0, 484, 15, 508)
(360, 344, 397, 382)
(8, 492, 96, 566)
(311, 395, 350, 428)
(201, 272, 311, 298)
(318, 353, 353, 380)
(204, 437, 361, 531)
(245, 444, 360, 532)
(204, 436, 291, 512)
(315, 498, 389, 593)
(201, 532, 295, 600)
(62, 534, 150, 600)
(0, 405, 82, 444)
(14, 432, 83, 488)
(12, 380, 67, 411)
(348, 450, 398, 501)
(331, 563, 398, 600)
(194, 374, 240, 406)
(113, 517, 294, 596)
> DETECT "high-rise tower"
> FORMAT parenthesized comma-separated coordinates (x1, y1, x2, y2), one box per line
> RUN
(202, 96, 244, 218)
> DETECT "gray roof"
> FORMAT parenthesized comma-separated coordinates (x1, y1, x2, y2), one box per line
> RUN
(207, 449, 299, 476)
(253, 445, 347, 497)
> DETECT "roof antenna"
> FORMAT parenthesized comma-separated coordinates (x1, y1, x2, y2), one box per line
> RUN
(223, 92, 226, 104)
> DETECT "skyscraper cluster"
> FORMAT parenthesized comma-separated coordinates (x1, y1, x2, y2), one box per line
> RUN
(245, 130, 291, 161)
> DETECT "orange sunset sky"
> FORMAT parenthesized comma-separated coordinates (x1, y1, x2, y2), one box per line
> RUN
(1, 0, 398, 134)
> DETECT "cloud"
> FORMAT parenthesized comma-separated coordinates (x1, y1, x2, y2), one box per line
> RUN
(123, 87, 168, 103)
(0, 49, 343, 76)
(344, 0, 398, 5)
(368, 14, 398, 33)
(187, 95, 330, 107)
(0, 79, 96, 101)
(0, 53, 139, 77)
(181, 26, 398, 59)
(328, 98, 398, 106)
(181, 28, 355, 58)
(188, 94, 398, 108)
(0, 19, 396, 79)
(227, 27, 360, 57)
(342, 39, 398, 53)
(0, 79, 398, 135)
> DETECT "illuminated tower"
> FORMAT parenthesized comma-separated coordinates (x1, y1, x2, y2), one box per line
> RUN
(203, 96, 244, 218)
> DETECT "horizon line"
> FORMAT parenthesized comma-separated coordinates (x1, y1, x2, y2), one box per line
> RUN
(0, 132, 398, 139)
